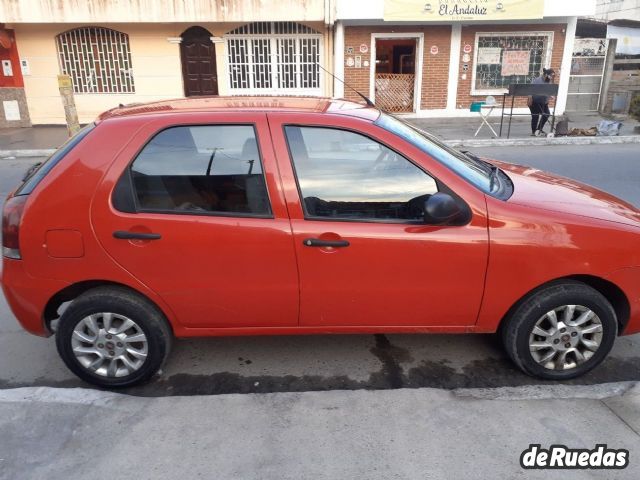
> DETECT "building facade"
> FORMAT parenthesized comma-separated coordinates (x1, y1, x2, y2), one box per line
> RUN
(0, 0, 335, 125)
(335, 0, 596, 116)
(1, 0, 601, 126)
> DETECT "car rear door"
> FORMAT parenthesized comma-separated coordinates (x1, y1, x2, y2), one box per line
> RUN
(268, 112, 489, 328)
(91, 112, 299, 331)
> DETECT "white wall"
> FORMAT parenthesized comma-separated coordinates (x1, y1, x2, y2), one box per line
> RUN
(596, 0, 640, 22)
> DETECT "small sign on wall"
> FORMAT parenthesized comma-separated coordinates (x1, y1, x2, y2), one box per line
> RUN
(359, 43, 368, 53)
(2, 60, 13, 76)
(355, 56, 362, 68)
(477, 47, 501, 64)
(20, 59, 30, 75)
(3, 100, 20, 121)
(430, 45, 439, 55)
(346, 46, 354, 54)
(346, 57, 355, 67)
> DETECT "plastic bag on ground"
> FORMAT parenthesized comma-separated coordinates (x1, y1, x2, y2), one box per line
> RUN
(596, 120, 622, 136)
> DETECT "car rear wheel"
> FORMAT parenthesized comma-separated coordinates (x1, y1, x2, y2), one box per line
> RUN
(502, 281, 617, 380)
(56, 286, 172, 388)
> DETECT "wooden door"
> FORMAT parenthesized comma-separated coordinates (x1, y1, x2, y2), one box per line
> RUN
(181, 26, 218, 97)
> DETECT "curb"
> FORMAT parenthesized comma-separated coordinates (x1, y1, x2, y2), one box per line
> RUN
(0, 149, 56, 158)
(446, 135, 640, 148)
(1, 135, 640, 158)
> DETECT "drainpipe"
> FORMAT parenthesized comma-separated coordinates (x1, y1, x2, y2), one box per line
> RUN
(334, 21, 345, 98)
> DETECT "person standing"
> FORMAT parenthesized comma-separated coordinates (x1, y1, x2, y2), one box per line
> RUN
(528, 68, 555, 136)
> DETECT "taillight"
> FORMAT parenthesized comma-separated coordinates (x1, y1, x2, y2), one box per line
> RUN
(2, 195, 28, 259)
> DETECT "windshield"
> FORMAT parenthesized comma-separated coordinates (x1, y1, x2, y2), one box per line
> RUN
(375, 113, 496, 195)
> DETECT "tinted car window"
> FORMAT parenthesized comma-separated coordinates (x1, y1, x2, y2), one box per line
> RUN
(16, 123, 96, 196)
(285, 126, 438, 221)
(375, 113, 513, 199)
(131, 125, 271, 216)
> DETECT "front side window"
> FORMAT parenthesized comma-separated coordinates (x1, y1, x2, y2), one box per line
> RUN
(130, 125, 271, 216)
(285, 126, 438, 222)
(56, 27, 135, 94)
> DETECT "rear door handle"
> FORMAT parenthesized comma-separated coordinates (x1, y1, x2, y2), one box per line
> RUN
(113, 231, 162, 240)
(303, 238, 350, 248)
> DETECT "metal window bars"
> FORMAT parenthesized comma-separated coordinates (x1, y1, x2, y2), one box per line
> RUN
(56, 27, 135, 94)
(226, 22, 322, 95)
(474, 33, 553, 92)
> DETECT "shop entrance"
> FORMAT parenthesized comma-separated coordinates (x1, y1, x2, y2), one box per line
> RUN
(373, 37, 418, 112)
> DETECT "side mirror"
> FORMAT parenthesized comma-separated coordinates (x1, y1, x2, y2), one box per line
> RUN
(423, 192, 462, 225)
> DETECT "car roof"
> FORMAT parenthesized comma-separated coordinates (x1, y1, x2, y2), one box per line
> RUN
(97, 96, 380, 122)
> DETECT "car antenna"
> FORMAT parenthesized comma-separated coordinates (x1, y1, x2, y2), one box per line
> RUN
(317, 63, 376, 108)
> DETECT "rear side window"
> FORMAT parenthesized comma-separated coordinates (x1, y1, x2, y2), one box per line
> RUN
(15, 123, 96, 196)
(130, 125, 271, 216)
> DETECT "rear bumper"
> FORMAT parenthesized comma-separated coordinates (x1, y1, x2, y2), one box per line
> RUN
(606, 267, 640, 335)
(1, 258, 69, 337)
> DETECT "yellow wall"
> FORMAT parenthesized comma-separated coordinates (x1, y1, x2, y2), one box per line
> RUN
(15, 23, 189, 124)
(14, 21, 331, 124)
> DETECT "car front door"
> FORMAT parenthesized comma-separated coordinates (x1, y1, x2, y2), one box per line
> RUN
(91, 113, 298, 331)
(268, 113, 489, 328)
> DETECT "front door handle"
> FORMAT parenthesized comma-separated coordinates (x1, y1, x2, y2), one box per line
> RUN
(113, 231, 162, 240)
(303, 238, 350, 248)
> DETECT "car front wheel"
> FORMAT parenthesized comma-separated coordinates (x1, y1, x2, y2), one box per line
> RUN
(502, 281, 617, 380)
(56, 286, 172, 388)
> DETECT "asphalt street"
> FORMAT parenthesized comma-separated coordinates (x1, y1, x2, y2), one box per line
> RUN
(1, 143, 639, 396)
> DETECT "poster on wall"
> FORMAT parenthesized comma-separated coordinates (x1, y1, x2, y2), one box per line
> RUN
(501, 50, 530, 76)
(477, 47, 501, 64)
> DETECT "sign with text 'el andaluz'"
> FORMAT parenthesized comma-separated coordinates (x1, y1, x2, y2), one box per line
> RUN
(384, 0, 544, 22)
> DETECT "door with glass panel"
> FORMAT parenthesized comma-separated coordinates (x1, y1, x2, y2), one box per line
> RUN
(270, 118, 489, 327)
(92, 115, 298, 329)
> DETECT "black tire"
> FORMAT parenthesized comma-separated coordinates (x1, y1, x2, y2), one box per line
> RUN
(502, 281, 617, 380)
(56, 286, 172, 388)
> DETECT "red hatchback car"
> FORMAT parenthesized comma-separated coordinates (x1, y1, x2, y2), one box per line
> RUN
(2, 96, 640, 388)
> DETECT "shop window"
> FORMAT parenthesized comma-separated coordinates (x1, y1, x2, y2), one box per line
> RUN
(56, 27, 135, 94)
(472, 32, 553, 94)
(225, 22, 322, 95)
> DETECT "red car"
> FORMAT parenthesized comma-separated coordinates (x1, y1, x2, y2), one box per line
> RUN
(2, 97, 639, 388)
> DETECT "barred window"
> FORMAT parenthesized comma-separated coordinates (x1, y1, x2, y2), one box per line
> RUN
(56, 27, 135, 94)
(472, 32, 553, 93)
(225, 22, 322, 95)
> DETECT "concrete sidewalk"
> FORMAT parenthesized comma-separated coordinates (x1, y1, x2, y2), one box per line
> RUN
(409, 111, 640, 141)
(1, 383, 639, 479)
(1, 111, 639, 158)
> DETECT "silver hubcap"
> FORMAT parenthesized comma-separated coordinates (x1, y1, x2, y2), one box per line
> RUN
(71, 313, 148, 378)
(529, 305, 603, 371)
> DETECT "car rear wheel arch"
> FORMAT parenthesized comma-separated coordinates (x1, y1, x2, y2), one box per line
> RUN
(497, 275, 630, 336)
(44, 280, 174, 336)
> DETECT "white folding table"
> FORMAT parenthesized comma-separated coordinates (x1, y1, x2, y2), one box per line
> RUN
(474, 103, 501, 137)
